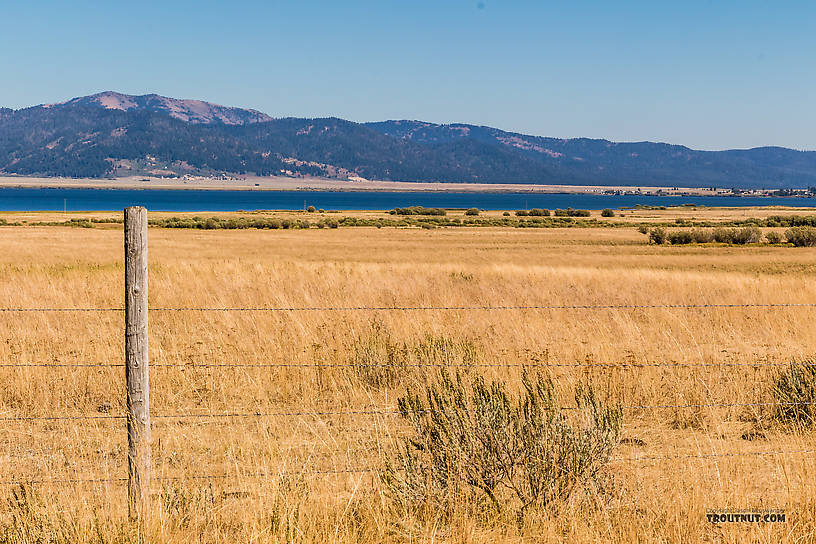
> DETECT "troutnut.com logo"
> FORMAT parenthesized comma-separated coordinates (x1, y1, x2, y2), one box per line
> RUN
(706, 509, 786, 523)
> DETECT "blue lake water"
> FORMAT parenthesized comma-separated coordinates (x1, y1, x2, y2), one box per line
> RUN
(2, 187, 816, 211)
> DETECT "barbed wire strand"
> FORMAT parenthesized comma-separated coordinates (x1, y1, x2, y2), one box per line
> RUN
(3, 400, 815, 422)
(2, 303, 816, 313)
(0, 468, 371, 486)
(0, 361, 801, 369)
(612, 448, 816, 462)
(3, 449, 815, 486)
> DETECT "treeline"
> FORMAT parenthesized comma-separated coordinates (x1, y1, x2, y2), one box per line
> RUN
(642, 225, 816, 247)
(669, 215, 816, 228)
(149, 215, 618, 230)
(149, 216, 339, 229)
(389, 207, 447, 216)
(514, 208, 594, 217)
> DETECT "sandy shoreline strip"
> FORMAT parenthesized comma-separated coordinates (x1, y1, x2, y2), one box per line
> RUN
(0, 175, 724, 195)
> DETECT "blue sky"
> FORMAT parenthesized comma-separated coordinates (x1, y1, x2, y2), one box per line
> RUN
(1, 1, 814, 150)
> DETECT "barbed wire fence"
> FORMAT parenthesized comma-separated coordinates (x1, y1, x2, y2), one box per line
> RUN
(1, 207, 814, 523)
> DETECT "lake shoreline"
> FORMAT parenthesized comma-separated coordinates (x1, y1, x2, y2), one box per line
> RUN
(2, 186, 816, 212)
(0, 175, 756, 197)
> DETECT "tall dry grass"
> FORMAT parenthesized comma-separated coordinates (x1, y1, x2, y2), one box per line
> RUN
(1, 220, 815, 542)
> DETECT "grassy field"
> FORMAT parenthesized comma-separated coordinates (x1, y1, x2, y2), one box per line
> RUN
(1, 208, 816, 542)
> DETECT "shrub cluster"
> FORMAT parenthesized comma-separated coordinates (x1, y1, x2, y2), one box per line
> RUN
(762, 215, 816, 227)
(785, 226, 816, 247)
(148, 216, 336, 230)
(464, 208, 480, 216)
(712, 226, 762, 244)
(765, 231, 783, 244)
(601, 209, 615, 217)
(554, 208, 591, 217)
(515, 208, 551, 217)
(389, 206, 447, 216)
(646, 226, 766, 245)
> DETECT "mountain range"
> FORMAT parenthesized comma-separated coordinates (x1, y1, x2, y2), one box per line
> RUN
(0, 91, 814, 188)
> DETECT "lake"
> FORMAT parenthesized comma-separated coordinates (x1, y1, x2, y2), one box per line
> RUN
(2, 187, 816, 211)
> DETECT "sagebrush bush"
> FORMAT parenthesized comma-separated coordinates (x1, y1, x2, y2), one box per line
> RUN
(731, 226, 761, 244)
(765, 231, 783, 244)
(712, 226, 761, 244)
(691, 228, 714, 243)
(712, 227, 733, 244)
(383, 371, 622, 521)
(601, 209, 615, 217)
(465, 208, 479, 216)
(648, 227, 667, 244)
(554, 208, 590, 217)
(786, 226, 816, 247)
(667, 230, 693, 245)
(528, 208, 550, 217)
(390, 206, 447, 216)
(771, 362, 816, 427)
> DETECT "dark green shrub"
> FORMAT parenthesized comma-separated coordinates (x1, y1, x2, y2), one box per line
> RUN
(390, 206, 447, 216)
(554, 208, 589, 217)
(306, 206, 316, 213)
(712, 227, 760, 244)
(648, 227, 667, 245)
(515, 210, 529, 216)
(528, 208, 550, 217)
(67, 219, 94, 228)
(503, 211, 511, 217)
(465, 208, 479, 216)
(637, 225, 649, 235)
(668, 230, 693, 245)
(731, 226, 761, 244)
(771, 362, 816, 427)
(712, 227, 733, 244)
(383, 371, 622, 519)
(765, 231, 783, 244)
(786, 226, 816, 247)
(690, 228, 714, 243)
(601, 209, 615, 217)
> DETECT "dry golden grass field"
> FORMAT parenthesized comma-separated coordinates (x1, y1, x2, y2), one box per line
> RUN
(2, 207, 816, 543)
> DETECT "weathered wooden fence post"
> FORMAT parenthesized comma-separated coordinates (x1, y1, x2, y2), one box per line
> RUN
(124, 206, 150, 523)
